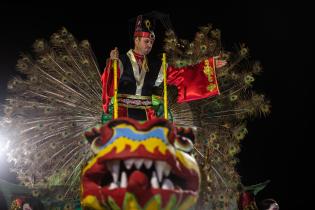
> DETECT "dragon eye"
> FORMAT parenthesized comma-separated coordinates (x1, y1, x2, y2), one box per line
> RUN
(174, 135, 194, 153)
(174, 127, 195, 153)
(84, 125, 111, 154)
(90, 136, 103, 153)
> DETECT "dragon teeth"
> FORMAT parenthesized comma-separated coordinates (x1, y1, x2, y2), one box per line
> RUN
(106, 158, 174, 190)
(124, 158, 136, 170)
(163, 163, 171, 177)
(106, 160, 120, 183)
(161, 178, 174, 190)
(155, 160, 170, 182)
(134, 158, 144, 169)
(151, 171, 159, 189)
(108, 182, 118, 190)
(144, 159, 153, 169)
(120, 171, 127, 188)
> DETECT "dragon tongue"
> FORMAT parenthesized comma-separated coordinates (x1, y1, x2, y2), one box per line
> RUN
(127, 170, 149, 193)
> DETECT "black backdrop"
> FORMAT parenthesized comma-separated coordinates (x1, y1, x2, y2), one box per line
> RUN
(0, 3, 312, 209)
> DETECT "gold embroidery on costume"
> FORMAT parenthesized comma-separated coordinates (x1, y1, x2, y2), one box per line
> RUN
(145, 19, 151, 30)
(203, 59, 217, 91)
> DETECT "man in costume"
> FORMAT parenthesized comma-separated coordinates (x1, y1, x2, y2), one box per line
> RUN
(102, 14, 162, 121)
(101, 13, 227, 121)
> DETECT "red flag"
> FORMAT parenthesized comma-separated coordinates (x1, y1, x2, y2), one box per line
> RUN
(167, 57, 220, 103)
(101, 60, 120, 113)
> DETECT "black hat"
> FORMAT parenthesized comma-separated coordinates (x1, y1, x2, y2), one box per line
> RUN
(134, 14, 156, 40)
(129, 11, 173, 41)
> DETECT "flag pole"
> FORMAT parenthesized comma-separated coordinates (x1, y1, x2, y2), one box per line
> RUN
(113, 59, 118, 119)
(162, 53, 168, 119)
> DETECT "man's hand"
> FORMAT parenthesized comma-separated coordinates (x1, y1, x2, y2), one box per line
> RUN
(215, 59, 227, 68)
(214, 54, 227, 68)
(110, 47, 119, 60)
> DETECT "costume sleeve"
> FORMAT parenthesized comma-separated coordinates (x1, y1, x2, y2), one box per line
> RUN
(101, 59, 122, 113)
(167, 57, 220, 103)
(154, 64, 167, 87)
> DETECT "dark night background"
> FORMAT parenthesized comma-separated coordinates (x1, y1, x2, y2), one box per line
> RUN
(0, 2, 312, 210)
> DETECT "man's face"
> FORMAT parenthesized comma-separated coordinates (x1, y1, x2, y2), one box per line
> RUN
(134, 37, 154, 55)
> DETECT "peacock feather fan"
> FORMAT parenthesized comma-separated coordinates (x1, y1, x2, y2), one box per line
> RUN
(4, 27, 103, 200)
(164, 24, 270, 209)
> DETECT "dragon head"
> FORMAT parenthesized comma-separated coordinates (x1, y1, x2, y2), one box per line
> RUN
(81, 118, 200, 210)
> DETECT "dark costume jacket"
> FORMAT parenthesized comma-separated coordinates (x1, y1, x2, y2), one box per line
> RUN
(102, 49, 163, 121)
